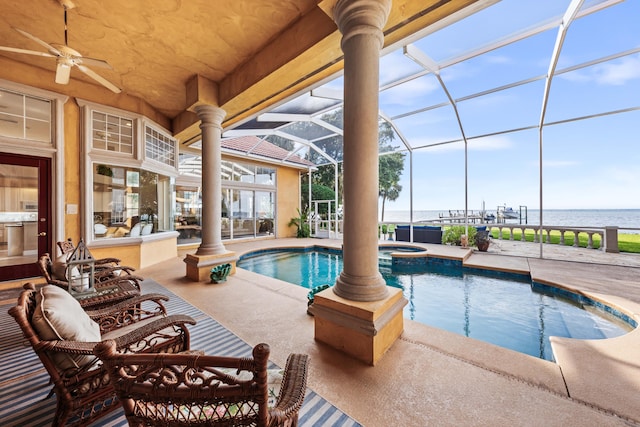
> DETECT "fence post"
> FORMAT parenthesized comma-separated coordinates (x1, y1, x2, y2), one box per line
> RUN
(604, 226, 619, 253)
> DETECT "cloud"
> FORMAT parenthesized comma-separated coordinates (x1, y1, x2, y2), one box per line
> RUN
(380, 77, 440, 107)
(469, 135, 514, 151)
(559, 54, 640, 86)
(484, 54, 512, 65)
(542, 160, 579, 167)
(409, 134, 513, 152)
(593, 54, 640, 85)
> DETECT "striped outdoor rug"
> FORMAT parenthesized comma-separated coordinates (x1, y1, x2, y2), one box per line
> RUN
(0, 280, 361, 427)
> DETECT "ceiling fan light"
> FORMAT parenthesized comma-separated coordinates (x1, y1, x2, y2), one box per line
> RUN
(55, 62, 72, 84)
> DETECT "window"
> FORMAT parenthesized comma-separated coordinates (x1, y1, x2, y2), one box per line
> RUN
(93, 165, 170, 239)
(234, 162, 255, 183)
(256, 167, 275, 185)
(92, 111, 133, 154)
(145, 125, 177, 167)
(0, 88, 51, 142)
(81, 100, 179, 242)
(176, 155, 277, 243)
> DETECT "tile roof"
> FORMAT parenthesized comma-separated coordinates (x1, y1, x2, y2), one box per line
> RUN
(221, 136, 314, 167)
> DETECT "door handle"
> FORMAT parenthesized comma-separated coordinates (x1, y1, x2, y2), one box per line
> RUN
(38, 232, 47, 237)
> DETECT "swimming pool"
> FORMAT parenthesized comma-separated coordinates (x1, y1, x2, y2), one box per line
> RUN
(237, 248, 633, 361)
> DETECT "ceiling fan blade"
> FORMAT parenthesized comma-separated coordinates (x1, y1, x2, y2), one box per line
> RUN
(78, 57, 113, 69)
(0, 46, 56, 57)
(77, 64, 121, 93)
(55, 61, 71, 84)
(13, 27, 62, 56)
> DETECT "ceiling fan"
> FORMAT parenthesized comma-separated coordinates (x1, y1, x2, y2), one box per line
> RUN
(0, 0, 121, 93)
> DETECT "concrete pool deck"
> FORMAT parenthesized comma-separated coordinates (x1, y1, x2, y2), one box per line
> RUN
(132, 238, 640, 426)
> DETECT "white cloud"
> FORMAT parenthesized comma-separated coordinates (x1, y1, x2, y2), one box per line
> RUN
(559, 54, 640, 86)
(468, 135, 513, 151)
(542, 160, 579, 167)
(593, 54, 640, 85)
(380, 77, 440, 106)
(484, 54, 512, 65)
(408, 134, 513, 152)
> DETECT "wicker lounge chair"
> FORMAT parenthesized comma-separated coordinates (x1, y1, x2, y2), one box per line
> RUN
(94, 340, 309, 427)
(9, 283, 196, 427)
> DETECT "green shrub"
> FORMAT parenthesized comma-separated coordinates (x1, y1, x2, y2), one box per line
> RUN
(288, 208, 311, 238)
(442, 225, 477, 246)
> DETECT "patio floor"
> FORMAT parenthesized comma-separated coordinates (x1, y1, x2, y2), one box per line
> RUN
(135, 238, 640, 426)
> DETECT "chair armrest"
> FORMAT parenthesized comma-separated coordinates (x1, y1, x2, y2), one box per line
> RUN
(269, 353, 309, 425)
(38, 339, 97, 355)
(110, 314, 196, 350)
(94, 274, 144, 290)
(87, 293, 169, 332)
(94, 267, 141, 281)
(94, 257, 122, 266)
(39, 314, 195, 354)
(87, 293, 168, 317)
(95, 265, 137, 276)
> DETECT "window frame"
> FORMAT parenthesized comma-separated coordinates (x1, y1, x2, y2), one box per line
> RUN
(78, 99, 179, 245)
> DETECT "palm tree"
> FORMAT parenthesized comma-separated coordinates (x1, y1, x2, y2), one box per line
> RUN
(379, 182, 402, 222)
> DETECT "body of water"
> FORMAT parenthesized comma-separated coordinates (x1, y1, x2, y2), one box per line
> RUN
(383, 209, 640, 232)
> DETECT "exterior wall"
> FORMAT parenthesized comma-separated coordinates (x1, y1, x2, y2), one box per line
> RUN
(63, 100, 81, 241)
(277, 166, 302, 238)
(90, 234, 178, 270)
(140, 236, 178, 269)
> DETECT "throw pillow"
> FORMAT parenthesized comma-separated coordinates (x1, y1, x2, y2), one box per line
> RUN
(32, 285, 101, 371)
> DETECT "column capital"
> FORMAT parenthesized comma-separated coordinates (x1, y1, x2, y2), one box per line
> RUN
(333, 0, 391, 49)
(194, 104, 226, 130)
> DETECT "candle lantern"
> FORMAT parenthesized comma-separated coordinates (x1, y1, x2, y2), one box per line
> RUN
(65, 239, 96, 295)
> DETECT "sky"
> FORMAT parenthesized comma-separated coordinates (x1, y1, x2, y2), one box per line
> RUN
(323, 0, 640, 212)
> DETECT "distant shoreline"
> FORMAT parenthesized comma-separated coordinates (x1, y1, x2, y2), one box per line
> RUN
(382, 209, 640, 233)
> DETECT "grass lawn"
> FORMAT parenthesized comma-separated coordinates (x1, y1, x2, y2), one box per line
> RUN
(489, 228, 640, 254)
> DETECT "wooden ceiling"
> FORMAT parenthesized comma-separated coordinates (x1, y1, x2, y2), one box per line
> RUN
(0, 0, 478, 141)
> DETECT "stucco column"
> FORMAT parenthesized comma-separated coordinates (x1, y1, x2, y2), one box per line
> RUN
(333, 0, 391, 302)
(194, 104, 226, 255)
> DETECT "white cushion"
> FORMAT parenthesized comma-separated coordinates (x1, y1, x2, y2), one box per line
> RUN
(141, 223, 153, 235)
(51, 255, 68, 280)
(32, 285, 101, 371)
(129, 223, 141, 237)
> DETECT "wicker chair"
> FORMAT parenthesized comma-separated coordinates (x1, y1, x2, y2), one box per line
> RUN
(9, 283, 196, 427)
(94, 341, 309, 427)
(38, 252, 144, 297)
(57, 238, 128, 272)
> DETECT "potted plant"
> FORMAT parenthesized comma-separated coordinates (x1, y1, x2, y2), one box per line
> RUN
(387, 224, 395, 240)
(475, 230, 491, 252)
(210, 263, 231, 283)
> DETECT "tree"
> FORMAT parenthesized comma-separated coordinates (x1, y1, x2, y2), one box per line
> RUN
(378, 148, 406, 221)
(379, 181, 402, 222)
(301, 183, 336, 217)
(291, 110, 406, 218)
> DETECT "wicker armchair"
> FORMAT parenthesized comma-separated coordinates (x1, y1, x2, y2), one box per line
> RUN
(9, 283, 196, 427)
(94, 341, 309, 427)
(57, 238, 129, 271)
(38, 252, 144, 304)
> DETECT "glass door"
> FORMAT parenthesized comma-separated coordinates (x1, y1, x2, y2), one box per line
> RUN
(0, 153, 51, 280)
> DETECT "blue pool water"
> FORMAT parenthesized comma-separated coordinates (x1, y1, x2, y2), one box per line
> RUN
(238, 249, 633, 361)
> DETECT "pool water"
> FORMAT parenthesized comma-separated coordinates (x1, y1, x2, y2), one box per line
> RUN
(238, 249, 633, 361)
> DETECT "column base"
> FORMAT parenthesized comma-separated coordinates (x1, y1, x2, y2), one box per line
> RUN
(310, 286, 407, 365)
(184, 251, 238, 282)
